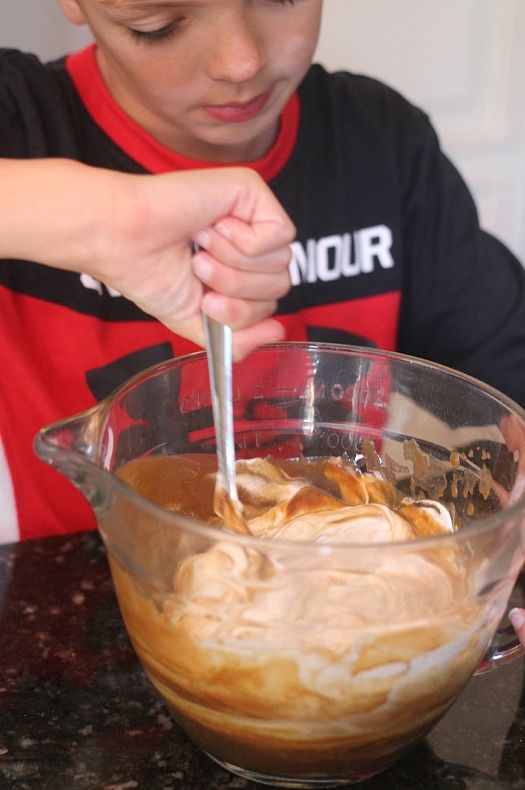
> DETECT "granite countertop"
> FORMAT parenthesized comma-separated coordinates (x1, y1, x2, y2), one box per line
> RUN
(1, 531, 524, 790)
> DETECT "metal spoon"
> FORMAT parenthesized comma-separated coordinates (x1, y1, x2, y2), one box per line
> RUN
(202, 314, 250, 535)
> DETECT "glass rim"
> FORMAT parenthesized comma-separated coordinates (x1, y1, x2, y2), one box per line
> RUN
(38, 342, 525, 554)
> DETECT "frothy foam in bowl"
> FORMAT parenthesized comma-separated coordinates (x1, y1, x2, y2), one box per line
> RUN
(108, 455, 493, 782)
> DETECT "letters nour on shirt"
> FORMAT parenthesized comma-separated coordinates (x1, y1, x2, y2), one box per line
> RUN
(289, 225, 394, 285)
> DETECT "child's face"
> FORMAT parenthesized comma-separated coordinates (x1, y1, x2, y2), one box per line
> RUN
(63, 0, 323, 162)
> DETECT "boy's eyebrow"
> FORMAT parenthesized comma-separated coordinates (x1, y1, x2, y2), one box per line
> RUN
(99, 0, 187, 9)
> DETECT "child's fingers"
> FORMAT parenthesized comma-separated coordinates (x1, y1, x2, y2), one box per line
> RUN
(231, 319, 286, 362)
(216, 215, 295, 258)
(193, 251, 290, 300)
(201, 290, 279, 329)
(509, 608, 525, 647)
(160, 308, 284, 362)
(194, 221, 294, 273)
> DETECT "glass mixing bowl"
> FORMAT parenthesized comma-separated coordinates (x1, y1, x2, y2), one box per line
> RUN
(35, 343, 525, 787)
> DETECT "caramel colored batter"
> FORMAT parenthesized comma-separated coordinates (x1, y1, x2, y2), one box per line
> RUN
(106, 455, 491, 779)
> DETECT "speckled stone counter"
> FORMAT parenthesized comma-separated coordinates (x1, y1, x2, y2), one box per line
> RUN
(1, 532, 524, 790)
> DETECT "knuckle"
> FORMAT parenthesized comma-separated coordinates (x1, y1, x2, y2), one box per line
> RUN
(227, 274, 246, 299)
(277, 245, 293, 270)
(272, 274, 292, 300)
(284, 220, 296, 244)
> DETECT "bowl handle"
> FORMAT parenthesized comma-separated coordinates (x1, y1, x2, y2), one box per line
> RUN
(475, 595, 524, 675)
(475, 637, 524, 675)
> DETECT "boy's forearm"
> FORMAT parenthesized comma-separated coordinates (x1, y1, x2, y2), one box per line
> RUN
(0, 158, 116, 275)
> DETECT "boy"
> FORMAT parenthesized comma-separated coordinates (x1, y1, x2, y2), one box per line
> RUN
(1, 0, 525, 543)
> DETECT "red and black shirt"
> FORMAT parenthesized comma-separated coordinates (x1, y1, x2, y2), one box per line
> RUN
(1, 45, 524, 541)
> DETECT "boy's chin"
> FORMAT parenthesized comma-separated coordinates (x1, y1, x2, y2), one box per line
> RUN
(187, 130, 278, 164)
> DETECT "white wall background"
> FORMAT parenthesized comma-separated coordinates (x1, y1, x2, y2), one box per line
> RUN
(1, 0, 524, 261)
(316, 0, 525, 263)
(0, 0, 92, 60)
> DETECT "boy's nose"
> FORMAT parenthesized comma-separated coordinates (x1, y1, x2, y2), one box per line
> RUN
(206, 15, 266, 83)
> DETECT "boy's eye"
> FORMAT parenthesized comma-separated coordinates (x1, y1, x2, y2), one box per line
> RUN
(128, 20, 181, 45)
(127, 0, 298, 44)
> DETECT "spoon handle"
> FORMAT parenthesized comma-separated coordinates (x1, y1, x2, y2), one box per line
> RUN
(202, 315, 246, 521)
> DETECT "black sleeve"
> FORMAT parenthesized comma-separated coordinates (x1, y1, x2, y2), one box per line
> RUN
(0, 48, 80, 158)
(396, 116, 525, 407)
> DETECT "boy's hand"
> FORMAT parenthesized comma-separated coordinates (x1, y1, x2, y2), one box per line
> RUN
(91, 167, 294, 360)
(0, 160, 294, 360)
(510, 607, 525, 648)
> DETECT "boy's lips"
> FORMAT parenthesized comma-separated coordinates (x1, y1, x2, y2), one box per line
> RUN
(204, 89, 272, 123)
